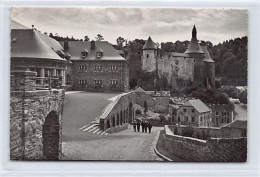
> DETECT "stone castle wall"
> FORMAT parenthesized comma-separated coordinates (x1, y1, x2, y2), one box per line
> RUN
(163, 125, 247, 162)
(10, 71, 65, 160)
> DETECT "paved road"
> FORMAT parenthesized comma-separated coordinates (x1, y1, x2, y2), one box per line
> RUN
(62, 91, 164, 161)
(62, 126, 163, 161)
(62, 91, 119, 141)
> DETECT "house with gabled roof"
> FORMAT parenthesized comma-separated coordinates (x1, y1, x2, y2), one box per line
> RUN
(171, 99, 212, 127)
(59, 40, 129, 92)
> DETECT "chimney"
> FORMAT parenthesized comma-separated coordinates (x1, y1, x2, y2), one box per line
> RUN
(91, 40, 95, 50)
(64, 40, 69, 50)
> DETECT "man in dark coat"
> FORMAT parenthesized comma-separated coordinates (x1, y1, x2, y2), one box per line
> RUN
(133, 121, 137, 132)
(148, 122, 153, 133)
(141, 121, 145, 133)
(137, 121, 141, 132)
(144, 121, 148, 133)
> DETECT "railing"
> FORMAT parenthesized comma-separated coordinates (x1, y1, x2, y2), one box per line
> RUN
(34, 76, 62, 90)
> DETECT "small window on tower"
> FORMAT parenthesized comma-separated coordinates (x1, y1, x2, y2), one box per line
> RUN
(147, 54, 149, 58)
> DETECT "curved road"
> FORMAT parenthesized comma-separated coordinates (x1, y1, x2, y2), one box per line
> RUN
(62, 91, 163, 161)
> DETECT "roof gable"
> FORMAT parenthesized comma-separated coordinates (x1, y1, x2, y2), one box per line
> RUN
(183, 99, 211, 113)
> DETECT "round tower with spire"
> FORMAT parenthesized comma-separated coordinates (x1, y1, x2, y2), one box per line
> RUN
(142, 36, 157, 72)
(185, 25, 205, 87)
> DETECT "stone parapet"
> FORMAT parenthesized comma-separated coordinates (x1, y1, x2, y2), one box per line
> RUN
(11, 70, 37, 91)
(163, 125, 247, 162)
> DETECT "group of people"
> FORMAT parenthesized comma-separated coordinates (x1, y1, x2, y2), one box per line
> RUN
(132, 120, 153, 133)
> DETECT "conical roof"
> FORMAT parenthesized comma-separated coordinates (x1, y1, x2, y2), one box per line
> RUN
(142, 36, 157, 50)
(185, 25, 204, 54)
(201, 46, 214, 63)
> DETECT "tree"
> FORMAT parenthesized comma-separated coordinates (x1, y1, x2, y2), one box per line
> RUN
(116, 37, 125, 47)
(239, 91, 247, 104)
(95, 34, 104, 41)
(84, 36, 90, 41)
(144, 101, 148, 116)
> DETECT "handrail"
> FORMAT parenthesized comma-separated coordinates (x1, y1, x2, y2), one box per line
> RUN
(34, 76, 62, 90)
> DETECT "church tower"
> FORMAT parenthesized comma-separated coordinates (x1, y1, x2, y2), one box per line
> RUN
(142, 36, 157, 72)
(185, 25, 205, 87)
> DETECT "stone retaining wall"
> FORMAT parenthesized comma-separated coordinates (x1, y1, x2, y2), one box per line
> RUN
(163, 125, 247, 162)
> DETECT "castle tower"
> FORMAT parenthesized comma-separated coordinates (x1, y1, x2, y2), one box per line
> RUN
(142, 36, 157, 72)
(185, 25, 205, 87)
(201, 46, 215, 89)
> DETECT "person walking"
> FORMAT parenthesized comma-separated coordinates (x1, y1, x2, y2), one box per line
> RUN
(133, 120, 137, 132)
(148, 122, 153, 133)
(144, 121, 148, 133)
(141, 121, 144, 133)
(137, 121, 140, 132)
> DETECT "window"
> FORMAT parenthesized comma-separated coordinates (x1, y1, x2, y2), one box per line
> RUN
(192, 117, 195, 122)
(96, 52, 103, 58)
(175, 60, 179, 65)
(146, 54, 149, 58)
(192, 109, 195, 113)
(216, 111, 219, 116)
(200, 69, 203, 74)
(110, 79, 118, 87)
(79, 65, 87, 71)
(94, 80, 102, 85)
(227, 118, 230, 123)
(66, 75, 71, 85)
(111, 65, 118, 71)
(221, 118, 224, 123)
(178, 116, 180, 122)
(81, 52, 88, 58)
(94, 65, 102, 71)
(79, 80, 87, 85)
(183, 108, 187, 113)
(137, 94, 140, 98)
(200, 116, 202, 121)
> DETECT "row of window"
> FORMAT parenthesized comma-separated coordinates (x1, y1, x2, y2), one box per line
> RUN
(177, 116, 196, 123)
(79, 79, 119, 85)
(183, 108, 195, 113)
(215, 117, 230, 124)
(215, 111, 230, 116)
(78, 65, 118, 71)
(81, 51, 103, 58)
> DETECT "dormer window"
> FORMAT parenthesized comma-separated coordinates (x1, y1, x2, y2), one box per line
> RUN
(81, 49, 88, 58)
(96, 49, 103, 58)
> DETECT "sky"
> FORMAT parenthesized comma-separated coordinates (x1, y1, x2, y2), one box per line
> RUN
(11, 7, 248, 45)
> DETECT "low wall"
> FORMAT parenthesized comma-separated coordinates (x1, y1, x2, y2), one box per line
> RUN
(163, 126, 247, 162)
(106, 124, 129, 134)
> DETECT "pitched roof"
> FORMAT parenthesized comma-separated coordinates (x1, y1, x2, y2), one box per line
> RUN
(11, 29, 66, 61)
(142, 36, 157, 50)
(11, 20, 30, 30)
(223, 120, 247, 129)
(59, 41, 126, 61)
(134, 87, 146, 92)
(201, 46, 214, 63)
(183, 99, 211, 113)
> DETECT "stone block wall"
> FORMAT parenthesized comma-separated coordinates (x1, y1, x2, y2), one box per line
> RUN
(10, 71, 65, 160)
(163, 126, 247, 162)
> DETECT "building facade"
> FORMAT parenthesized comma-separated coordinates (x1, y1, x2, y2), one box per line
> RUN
(169, 99, 212, 127)
(10, 20, 71, 90)
(60, 40, 129, 92)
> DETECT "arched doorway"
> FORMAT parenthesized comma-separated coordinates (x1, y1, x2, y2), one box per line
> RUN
(129, 103, 133, 124)
(42, 111, 60, 160)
